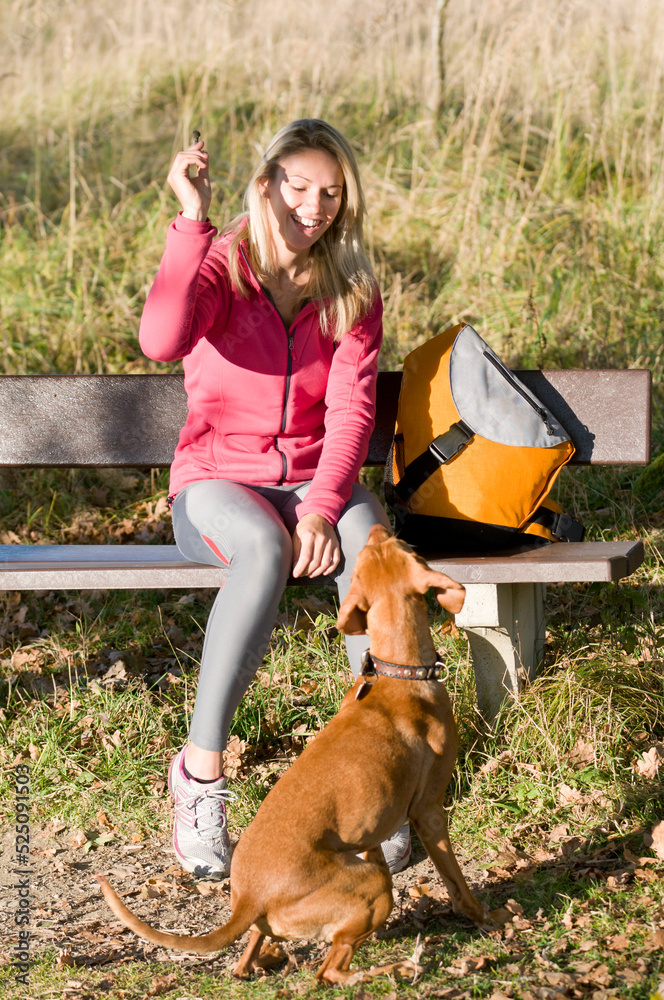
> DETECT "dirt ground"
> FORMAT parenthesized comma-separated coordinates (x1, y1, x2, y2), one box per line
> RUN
(0, 817, 485, 978)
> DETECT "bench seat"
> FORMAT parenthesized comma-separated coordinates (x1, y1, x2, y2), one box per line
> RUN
(0, 538, 645, 590)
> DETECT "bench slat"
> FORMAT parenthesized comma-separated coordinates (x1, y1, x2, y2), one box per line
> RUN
(425, 539, 645, 584)
(0, 540, 643, 589)
(0, 370, 650, 469)
(0, 375, 187, 468)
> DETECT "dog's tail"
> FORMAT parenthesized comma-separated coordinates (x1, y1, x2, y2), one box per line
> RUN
(96, 874, 256, 953)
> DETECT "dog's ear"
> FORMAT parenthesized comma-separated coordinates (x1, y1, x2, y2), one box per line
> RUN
(412, 564, 466, 615)
(367, 523, 392, 545)
(336, 582, 369, 635)
(432, 580, 466, 615)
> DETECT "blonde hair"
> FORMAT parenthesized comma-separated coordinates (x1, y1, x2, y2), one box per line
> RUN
(224, 119, 376, 340)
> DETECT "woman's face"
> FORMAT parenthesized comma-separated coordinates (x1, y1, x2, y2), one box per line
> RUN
(260, 148, 345, 259)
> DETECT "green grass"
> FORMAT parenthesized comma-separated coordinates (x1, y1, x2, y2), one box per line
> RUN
(2, 2, 664, 995)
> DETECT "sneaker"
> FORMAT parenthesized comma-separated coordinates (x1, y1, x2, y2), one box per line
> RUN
(167, 747, 236, 878)
(381, 822, 412, 874)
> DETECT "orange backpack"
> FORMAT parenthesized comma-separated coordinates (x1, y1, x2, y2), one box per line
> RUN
(385, 324, 584, 552)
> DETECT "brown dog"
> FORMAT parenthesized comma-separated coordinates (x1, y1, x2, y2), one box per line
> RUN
(97, 524, 489, 985)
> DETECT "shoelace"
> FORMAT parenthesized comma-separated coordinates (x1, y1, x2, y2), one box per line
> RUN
(175, 785, 238, 842)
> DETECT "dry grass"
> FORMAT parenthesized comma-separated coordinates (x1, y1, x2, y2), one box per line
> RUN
(1, 5, 664, 996)
(2, 1, 664, 378)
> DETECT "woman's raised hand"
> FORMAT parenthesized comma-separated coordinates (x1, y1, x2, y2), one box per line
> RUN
(167, 139, 211, 222)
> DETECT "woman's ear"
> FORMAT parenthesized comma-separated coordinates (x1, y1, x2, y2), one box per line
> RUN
(258, 178, 270, 199)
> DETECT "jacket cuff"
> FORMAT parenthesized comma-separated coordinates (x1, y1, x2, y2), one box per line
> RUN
(172, 212, 217, 237)
(294, 491, 346, 528)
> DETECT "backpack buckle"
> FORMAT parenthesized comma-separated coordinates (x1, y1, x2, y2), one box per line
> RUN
(551, 512, 585, 542)
(429, 421, 474, 464)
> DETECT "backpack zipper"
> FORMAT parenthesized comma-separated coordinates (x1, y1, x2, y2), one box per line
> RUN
(483, 351, 555, 435)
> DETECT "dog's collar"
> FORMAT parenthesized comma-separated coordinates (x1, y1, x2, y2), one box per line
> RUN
(360, 649, 445, 682)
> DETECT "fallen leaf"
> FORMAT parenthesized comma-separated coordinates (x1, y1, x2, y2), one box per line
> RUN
(634, 744, 664, 779)
(146, 973, 180, 996)
(408, 884, 431, 898)
(652, 927, 664, 949)
(606, 933, 630, 951)
(448, 955, 490, 975)
(140, 877, 173, 899)
(479, 750, 513, 775)
(568, 738, 595, 765)
(487, 848, 521, 870)
(561, 836, 585, 857)
(572, 961, 598, 974)
(607, 871, 632, 887)
(542, 971, 575, 986)
(549, 823, 570, 842)
(223, 734, 247, 780)
(107, 865, 136, 878)
(439, 619, 459, 638)
(616, 968, 642, 985)
(69, 829, 88, 848)
(558, 783, 589, 806)
(505, 898, 524, 915)
(56, 947, 74, 968)
(585, 963, 611, 987)
(102, 661, 128, 683)
(196, 881, 227, 897)
(651, 820, 664, 861)
(44, 818, 68, 836)
(635, 866, 659, 882)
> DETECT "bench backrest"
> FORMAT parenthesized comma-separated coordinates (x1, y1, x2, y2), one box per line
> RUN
(0, 370, 651, 468)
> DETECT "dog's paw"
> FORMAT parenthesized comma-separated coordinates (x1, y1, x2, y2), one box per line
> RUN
(254, 942, 287, 971)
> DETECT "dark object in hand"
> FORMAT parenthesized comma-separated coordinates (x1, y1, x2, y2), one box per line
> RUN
(192, 130, 201, 144)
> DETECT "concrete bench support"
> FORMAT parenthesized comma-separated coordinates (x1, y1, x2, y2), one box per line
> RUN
(455, 582, 546, 721)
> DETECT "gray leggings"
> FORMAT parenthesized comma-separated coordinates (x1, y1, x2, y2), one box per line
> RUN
(171, 478, 390, 752)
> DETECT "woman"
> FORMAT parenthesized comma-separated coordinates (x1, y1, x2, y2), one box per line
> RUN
(140, 119, 409, 879)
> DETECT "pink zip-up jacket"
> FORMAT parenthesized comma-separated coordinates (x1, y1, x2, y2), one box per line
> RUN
(139, 214, 383, 526)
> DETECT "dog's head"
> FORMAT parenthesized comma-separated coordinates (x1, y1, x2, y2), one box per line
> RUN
(336, 524, 465, 635)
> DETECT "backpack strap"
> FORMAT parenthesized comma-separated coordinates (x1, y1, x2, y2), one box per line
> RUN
(391, 420, 474, 502)
(527, 506, 585, 542)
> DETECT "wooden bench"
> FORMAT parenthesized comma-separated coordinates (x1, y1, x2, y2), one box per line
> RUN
(0, 370, 651, 719)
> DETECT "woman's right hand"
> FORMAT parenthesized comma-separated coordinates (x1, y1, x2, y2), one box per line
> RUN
(166, 140, 211, 222)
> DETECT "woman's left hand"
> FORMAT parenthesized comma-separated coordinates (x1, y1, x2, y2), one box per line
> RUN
(292, 513, 341, 578)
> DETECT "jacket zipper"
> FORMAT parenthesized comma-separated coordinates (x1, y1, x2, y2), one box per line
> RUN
(239, 245, 296, 480)
(483, 351, 555, 435)
(263, 288, 293, 483)
(273, 330, 294, 482)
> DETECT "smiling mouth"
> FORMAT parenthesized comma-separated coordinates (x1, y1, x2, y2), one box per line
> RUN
(291, 213, 324, 232)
